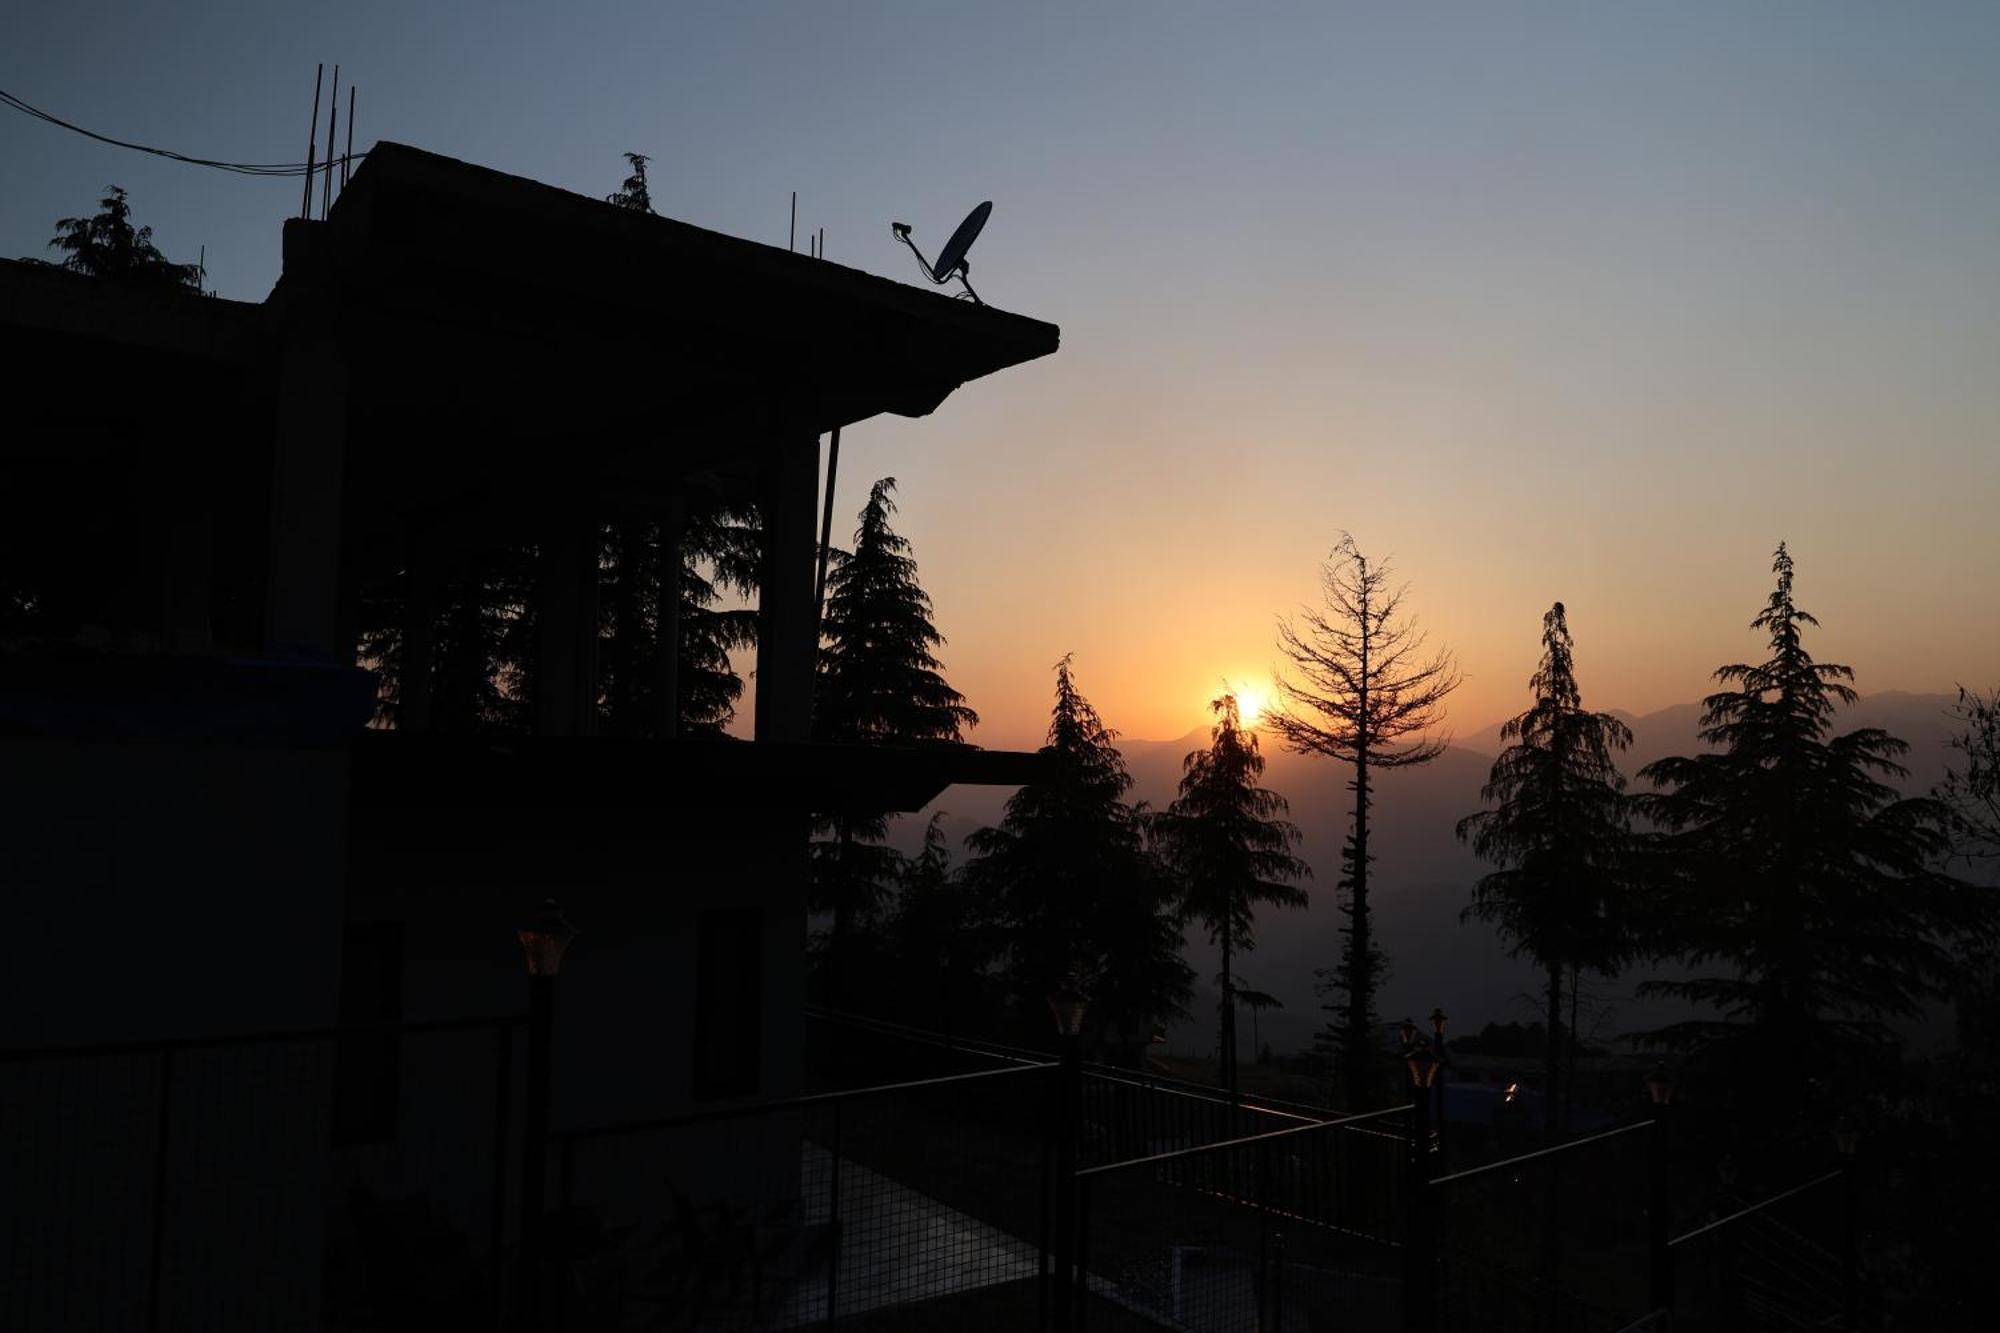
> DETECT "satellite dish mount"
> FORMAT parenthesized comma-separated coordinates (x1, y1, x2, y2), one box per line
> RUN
(891, 201, 992, 304)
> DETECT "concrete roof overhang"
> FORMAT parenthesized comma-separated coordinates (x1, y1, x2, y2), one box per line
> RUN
(282, 142, 1059, 506)
(351, 731, 1045, 814)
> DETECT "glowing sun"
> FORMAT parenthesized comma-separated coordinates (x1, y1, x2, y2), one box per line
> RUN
(1233, 686, 1269, 726)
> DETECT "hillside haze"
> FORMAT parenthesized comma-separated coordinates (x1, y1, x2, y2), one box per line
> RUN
(894, 691, 1973, 1060)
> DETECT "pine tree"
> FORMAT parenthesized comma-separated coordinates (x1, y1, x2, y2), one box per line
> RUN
(1457, 602, 1633, 1131)
(674, 499, 762, 735)
(606, 153, 654, 213)
(43, 186, 200, 291)
(965, 656, 1193, 1057)
(1269, 534, 1461, 1108)
(811, 479, 976, 1002)
(1155, 692, 1310, 1093)
(1938, 685, 2000, 862)
(882, 813, 1000, 1036)
(1635, 544, 1986, 1122)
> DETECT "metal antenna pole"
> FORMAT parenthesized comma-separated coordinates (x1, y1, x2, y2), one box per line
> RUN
(322, 66, 339, 219)
(813, 427, 842, 628)
(343, 85, 355, 189)
(301, 64, 322, 219)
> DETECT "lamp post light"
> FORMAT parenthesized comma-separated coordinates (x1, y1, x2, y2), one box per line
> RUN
(1644, 1064, 1677, 1315)
(1403, 1026, 1442, 1333)
(516, 900, 575, 1333)
(1049, 974, 1088, 1333)
(1834, 1120, 1860, 1331)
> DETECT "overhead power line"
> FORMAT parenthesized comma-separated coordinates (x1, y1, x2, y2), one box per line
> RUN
(1, 87, 363, 178)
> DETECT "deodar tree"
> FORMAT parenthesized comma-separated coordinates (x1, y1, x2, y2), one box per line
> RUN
(42, 186, 200, 291)
(811, 479, 976, 1004)
(1269, 534, 1460, 1108)
(965, 656, 1192, 1056)
(1635, 544, 1987, 1123)
(1457, 602, 1633, 1132)
(1156, 692, 1310, 1094)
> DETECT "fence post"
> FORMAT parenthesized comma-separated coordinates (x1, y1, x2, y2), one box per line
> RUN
(825, 1100, 842, 1330)
(1256, 1139, 1272, 1332)
(1053, 1043, 1081, 1333)
(490, 1025, 515, 1331)
(148, 1049, 175, 1333)
(1039, 1129, 1052, 1333)
(1074, 1172, 1091, 1333)
(518, 974, 556, 1332)
(1648, 1116, 1673, 1315)
(1842, 1158, 1860, 1332)
(1403, 1091, 1435, 1333)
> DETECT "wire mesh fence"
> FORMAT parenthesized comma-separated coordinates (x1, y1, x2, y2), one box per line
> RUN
(1667, 1168, 1851, 1333)
(1429, 1120, 1655, 1333)
(0, 1017, 523, 1333)
(1073, 1106, 1410, 1333)
(553, 1062, 1059, 1331)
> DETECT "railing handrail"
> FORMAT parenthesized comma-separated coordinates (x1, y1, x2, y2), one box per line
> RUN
(1426, 1117, 1657, 1188)
(809, 1002, 1346, 1124)
(559, 1056, 1054, 1144)
(805, 1003, 1053, 1067)
(1076, 1101, 1414, 1178)
(0, 1012, 528, 1063)
(1667, 1168, 1843, 1249)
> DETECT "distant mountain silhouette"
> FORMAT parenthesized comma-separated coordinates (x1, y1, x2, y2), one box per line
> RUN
(894, 691, 1972, 1060)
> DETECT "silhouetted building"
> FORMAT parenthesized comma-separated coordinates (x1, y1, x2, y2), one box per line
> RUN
(1, 143, 1057, 1328)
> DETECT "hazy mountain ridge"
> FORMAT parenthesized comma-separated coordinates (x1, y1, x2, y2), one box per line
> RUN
(894, 691, 1975, 1059)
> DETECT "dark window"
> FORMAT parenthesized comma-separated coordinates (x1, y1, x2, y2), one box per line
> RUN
(332, 921, 404, 1145)
(692, 908, 763, 1100)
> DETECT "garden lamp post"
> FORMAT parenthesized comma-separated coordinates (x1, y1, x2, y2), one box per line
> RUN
(1049, 974, 1088, 1333)
(1403, 1027, 1442, 1333)
(516, 900, 575, 1332)
(1645, 1064, 1676, 1314)
(1429, 1008, 1448, 1163)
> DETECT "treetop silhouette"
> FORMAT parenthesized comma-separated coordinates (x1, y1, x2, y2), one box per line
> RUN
(1269, 533, 1460, 1108)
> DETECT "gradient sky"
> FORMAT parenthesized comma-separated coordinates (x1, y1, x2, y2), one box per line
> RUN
(7, 2, 1997, 751)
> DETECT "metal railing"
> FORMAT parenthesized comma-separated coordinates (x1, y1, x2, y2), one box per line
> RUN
(1666, 1167, 1853, 1332)
(1427, 1119, 1656, 1333)
(1071, 1104, 1412, 1332)
(551, 1060, 1060, 1331)
(1, 1015, 526, 1333)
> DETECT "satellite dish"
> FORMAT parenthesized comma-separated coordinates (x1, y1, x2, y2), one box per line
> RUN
(889, 201, 992, 304)
(933, 201, 991, 282)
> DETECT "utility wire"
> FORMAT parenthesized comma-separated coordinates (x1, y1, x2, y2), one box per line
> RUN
(1, 87, 362, 178)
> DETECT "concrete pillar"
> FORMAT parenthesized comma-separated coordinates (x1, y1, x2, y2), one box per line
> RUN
(536, 511, 600, 736)
(265, 337, 348, 659)
(162, 511, 213, 654)
(754, 431, 819, 744)
(653, 499, 685, 739)
(398, 537, 440, 732)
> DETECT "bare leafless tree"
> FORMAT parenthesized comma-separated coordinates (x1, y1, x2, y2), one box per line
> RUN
(1269, 534, 1461, 1107)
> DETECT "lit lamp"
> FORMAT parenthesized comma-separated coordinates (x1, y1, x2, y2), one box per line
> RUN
(1399, 1016, 1421, 1050)
(1048, 974, 1089, 1041)
(518, 899, 577, 978)
(1405, 1043, 1443, 1090)
(1429, 1008, 1448, 1046)
(1644, 1064, 1676, 1107)
(1832, 1120, 1859, 1160)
